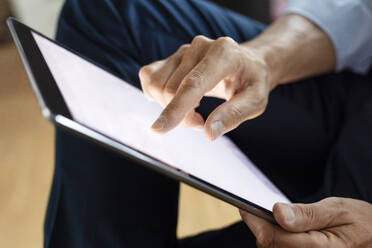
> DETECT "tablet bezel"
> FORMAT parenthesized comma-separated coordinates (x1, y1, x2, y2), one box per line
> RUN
(7, 17, 277, 224)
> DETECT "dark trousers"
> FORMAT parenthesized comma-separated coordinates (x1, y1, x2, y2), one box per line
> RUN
(45, 0, 372, 247)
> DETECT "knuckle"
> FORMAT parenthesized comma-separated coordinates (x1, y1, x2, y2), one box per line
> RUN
(217, 36, 234, 45)
(192, 35, 207, 44)
(142, 74, 164, 96)
(216, 36, 236, 51)
(328, 197, 346, 207)
(149, 73, 163, 87)
(183, 71, 204, 90)
(228, 104, 244, 123)
(301, 205, 317, 224)
(139, 65, 153, 81)
(250, 86, 268, 108)
(255, 230, 276, 248)
(149, 79, 164, 93)
(323, 197, 348, 214)
(189, 36, 210, 54)
(255, 83, 269, 101)
(178, 44, 190, 53)
(192, 35, 211, 47)
(256, 93, 268, 108)
(245, 92, 268, 119)
(254, 104, 267, 118)
(164, 84, 178, 96)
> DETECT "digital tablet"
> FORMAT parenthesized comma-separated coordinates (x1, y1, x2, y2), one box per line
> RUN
(7, 18, 290, 223)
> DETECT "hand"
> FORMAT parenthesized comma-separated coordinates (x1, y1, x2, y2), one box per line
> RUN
(139, 35, 275, 140)
(240, 197, 372, 248)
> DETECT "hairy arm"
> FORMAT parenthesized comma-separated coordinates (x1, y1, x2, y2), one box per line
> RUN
(244, 14, 336, 88)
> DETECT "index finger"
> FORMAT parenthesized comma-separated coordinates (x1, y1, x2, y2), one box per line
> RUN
(151, 39, 239, 133)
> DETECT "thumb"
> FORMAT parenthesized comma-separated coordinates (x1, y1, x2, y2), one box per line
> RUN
(205, 86, 268, 141)
(273, 198, 350, 232)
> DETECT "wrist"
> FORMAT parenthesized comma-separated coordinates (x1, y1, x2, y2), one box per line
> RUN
(241, 41, 284, 90)
(256, 44, 284, 90)
(241, 14, 336, 87)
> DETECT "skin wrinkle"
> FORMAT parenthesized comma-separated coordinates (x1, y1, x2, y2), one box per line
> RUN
(184, 70, 205, 92)
(139, 12, 372, 245)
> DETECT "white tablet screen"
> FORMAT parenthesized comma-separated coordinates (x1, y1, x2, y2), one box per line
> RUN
(32, 32, 290, 211)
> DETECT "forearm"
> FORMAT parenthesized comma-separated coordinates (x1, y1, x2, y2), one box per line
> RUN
(243, 14, 336, 88)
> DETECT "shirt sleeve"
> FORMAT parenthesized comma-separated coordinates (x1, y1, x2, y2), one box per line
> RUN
(283, 0, 372, 74)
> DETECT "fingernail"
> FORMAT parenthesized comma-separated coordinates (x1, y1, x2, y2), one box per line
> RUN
(151, 115, 167, 131)
(210, 120, 225, 139)
(279, 203, 296, 226)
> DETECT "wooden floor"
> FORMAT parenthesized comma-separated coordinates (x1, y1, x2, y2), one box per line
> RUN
(0, 42, 240, 247)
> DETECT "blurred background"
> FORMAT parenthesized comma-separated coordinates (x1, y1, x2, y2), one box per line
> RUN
(0, 0, 283, 247)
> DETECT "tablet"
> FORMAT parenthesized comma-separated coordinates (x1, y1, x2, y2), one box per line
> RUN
(7, 18, 290, 223)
